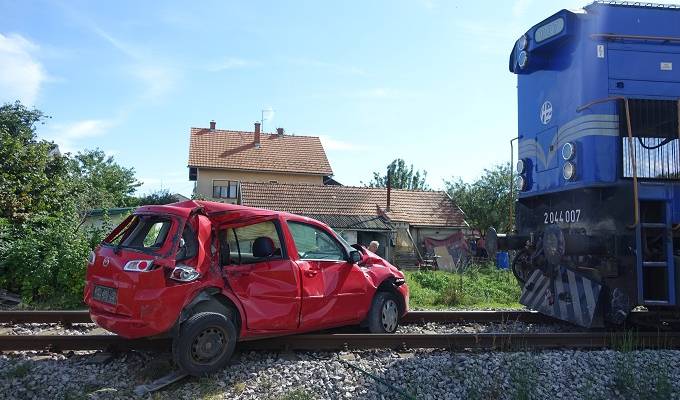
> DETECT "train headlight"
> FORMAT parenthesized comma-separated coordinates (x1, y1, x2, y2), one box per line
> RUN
(563, 161, 576, 181)
(517, 51, 529, 69)
(516, 175, 526, 191)
(517, 35, 528, 51)
(516, 159, 526, 174)
(562, 142, 575, 160)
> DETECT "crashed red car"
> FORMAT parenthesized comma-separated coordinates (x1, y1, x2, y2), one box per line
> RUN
(84, 200, 409, 375)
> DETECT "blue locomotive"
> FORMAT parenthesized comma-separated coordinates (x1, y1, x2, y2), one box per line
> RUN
(489, 2, 680, 328)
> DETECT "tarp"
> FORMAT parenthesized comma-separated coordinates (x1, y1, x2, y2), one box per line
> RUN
(423, 232, 470, 272)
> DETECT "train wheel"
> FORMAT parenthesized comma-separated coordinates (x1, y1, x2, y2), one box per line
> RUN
(511, 249, 532, 285)
(172, 312, 237, 376)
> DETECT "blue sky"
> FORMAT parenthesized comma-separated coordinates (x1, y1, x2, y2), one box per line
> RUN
(0, 0, 647, 196)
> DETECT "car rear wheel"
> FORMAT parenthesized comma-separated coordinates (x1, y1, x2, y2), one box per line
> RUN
(172, 312, 237, 376)
(368, 291, 400, 333)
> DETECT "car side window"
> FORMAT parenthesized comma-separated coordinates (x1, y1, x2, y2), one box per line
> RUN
(218, 220, 283, 265)
(288, 222, 345, 261)
(176, 223, 198, 261)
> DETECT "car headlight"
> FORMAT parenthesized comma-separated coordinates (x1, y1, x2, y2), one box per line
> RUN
(517, 35, 528, 51)
(170, 265, 201, 282)
(518, 51, 528, 69)
(562, 142, 575, 160)
(516, 175, 526, 191)
(563, 161, 576, 180)
(516, 159, 526, 174)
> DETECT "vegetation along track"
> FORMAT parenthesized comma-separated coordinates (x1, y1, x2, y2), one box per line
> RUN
(1, 310, 679, 353)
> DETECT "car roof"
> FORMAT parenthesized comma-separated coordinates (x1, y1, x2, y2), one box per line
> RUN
(135, 200, 320, 226)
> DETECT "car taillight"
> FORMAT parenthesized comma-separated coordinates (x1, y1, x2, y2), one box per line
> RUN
(169, 265, 200, 282)
(88, 251, 96, 266)
(123, 260, 155, 272)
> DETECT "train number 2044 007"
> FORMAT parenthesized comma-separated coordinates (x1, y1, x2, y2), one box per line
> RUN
(544, 209, 581, 224)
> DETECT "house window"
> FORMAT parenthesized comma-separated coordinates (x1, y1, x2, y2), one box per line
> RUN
(213, 180, 239, 199)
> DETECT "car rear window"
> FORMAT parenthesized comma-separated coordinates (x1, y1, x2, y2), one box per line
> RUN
(104, 215, 173, 252)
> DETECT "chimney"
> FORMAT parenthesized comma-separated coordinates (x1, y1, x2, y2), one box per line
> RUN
(209, 120, 216, 130)
(254, 122, 261, 147)
(276, 127, 284, 135)
(386, 169, 392, 212)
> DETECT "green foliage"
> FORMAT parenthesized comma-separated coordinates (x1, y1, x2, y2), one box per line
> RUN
(444, 163, 516, 235)
(136, 189, 178, 205)
(404, 267, 522, 309)
(0, 101, 142, 307)
(364, 158, 428, 190)
(75, 149, 141, 210)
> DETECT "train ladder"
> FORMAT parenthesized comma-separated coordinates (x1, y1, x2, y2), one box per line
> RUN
(577, 97, 678, 306)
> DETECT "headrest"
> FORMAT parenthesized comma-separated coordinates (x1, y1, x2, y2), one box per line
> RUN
(253, 236, 275, 258)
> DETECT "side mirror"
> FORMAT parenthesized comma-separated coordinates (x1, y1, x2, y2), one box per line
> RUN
(349, 250, 362, 264)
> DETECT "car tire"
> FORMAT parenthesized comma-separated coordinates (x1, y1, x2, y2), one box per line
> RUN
(172, 312, 237, 376)
(367, 291, 400, 333)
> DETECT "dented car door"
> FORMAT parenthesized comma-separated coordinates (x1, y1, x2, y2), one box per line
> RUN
(219, 219, 300, 331)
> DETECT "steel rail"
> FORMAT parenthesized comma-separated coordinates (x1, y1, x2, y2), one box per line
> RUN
(0, 310, 553, 325)
(2, 331, 680, 352)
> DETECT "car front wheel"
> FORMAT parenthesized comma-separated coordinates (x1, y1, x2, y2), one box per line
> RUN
(368, 291, 400, 333)
(172, 312, 237, 376)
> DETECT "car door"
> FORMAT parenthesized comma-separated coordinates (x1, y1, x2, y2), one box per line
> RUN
(286, 220, 368, 328)
(219, 219, 300, 331)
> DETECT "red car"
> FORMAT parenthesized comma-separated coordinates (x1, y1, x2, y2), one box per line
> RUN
(84, 200, 409, 375)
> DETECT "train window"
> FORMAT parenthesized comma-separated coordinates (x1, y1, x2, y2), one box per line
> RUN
(621, 99, 680, 179)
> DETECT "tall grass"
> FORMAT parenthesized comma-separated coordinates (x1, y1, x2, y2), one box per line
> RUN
(404, 264, 522, 309)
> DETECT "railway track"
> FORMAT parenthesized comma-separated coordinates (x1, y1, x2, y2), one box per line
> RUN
(10, 309, 659, 353)
(1, 331, 679, 352)
(0, 309, 553, 325)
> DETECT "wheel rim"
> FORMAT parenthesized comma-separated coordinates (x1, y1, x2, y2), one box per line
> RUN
(381, 299, 399, 332)
(190, 326, 228, 365)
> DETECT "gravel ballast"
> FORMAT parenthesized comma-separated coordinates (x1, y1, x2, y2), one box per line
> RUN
(1, 348, 679, 399)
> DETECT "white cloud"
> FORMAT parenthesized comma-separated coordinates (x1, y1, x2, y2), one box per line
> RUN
(41, 119, 114, 153)
(0, 33, 47, 105)
(319, 135, 366, 151)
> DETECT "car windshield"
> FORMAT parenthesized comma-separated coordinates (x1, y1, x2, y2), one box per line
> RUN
(104, 215, 174, 253)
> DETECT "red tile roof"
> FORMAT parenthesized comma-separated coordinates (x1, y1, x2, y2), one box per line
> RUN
(188, 128, 333, 175)
(240, 182, 467, 228)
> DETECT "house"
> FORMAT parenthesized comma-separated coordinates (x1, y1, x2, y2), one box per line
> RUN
(239, 182, 469, 268)
(188, 121, 333, 201)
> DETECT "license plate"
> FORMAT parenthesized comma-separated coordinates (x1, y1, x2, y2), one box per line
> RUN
(93, 285, 117, 305)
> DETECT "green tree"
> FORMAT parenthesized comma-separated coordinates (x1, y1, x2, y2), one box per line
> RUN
(0, 101, 81, 222)
(444, 163, 516, 235)
(0, 101, 142, 307)
(136, 189, 179, 205)
(364, 158, 429, 190)
(75, 149, 141, 210)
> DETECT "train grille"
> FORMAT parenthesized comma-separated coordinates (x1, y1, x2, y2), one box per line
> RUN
(621, 99, 680, 179)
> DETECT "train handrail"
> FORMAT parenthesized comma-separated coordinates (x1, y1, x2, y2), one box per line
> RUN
(577, 96, 639, 228)
(591, 33, 680, 43)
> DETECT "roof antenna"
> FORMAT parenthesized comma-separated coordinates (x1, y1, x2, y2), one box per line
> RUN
(261, 106, 275, 130)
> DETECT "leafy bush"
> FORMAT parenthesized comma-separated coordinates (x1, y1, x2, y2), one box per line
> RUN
(0, 101, 141, 308)
(0, 215, 91, 308)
